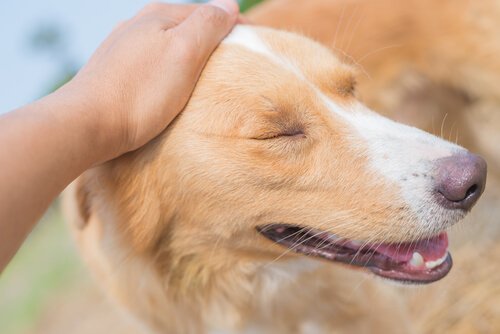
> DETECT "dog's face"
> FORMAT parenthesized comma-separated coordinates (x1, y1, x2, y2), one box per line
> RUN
(79, 26, 486, 286)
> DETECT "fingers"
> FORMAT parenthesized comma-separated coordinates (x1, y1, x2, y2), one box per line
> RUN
(172, 0, 239, 62)
(153, 0, 239, 116)
(135, 2, 247, 27)
(115, 1, 242, 41)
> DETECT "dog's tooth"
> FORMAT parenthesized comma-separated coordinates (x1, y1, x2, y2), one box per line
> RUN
(409, 252, 424, 267)
(425, 252, 448, 269)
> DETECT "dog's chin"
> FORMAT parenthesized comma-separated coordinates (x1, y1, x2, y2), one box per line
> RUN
(257, 224, 452, 284)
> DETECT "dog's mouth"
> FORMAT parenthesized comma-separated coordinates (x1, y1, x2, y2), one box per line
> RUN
(257, 224, 452, 284)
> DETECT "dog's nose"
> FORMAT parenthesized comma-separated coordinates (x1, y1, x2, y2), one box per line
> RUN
(435, 153, 487, 210)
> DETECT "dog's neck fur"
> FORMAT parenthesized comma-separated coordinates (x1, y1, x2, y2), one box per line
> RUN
(94, 219, 411, 334)
(81, 176, 411, 334)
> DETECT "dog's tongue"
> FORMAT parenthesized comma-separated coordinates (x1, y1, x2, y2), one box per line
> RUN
(370, 233, 448, 262)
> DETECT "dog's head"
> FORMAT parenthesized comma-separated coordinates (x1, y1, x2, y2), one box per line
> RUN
(72, 26, 486, 289)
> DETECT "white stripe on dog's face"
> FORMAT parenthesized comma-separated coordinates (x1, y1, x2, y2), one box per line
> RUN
(224, 25, 274, 58)
(223, 25, 467, 232)
(224, 26, 315, 83)
(321, 97, 464, 227)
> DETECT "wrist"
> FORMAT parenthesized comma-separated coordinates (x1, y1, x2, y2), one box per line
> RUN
(52, 81, 125, 165)
(37, 86, 116, 169)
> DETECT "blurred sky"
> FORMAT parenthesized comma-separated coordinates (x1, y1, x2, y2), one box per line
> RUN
(0, 0, 190, 114)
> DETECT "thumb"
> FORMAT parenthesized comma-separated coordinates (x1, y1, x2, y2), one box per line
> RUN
(172, 0, 239, 62)
(157, 0, 239, 119)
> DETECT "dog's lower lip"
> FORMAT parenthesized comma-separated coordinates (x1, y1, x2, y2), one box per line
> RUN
(256, 224, 452, 284)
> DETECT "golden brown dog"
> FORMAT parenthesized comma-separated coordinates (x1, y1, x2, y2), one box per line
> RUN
(248, 2, 500, 331)
(63, 14, 493, 332)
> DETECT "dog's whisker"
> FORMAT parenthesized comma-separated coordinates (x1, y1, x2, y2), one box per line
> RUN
(344, 5, 364, 54)
(440, 113, 449, 139)
(332, 3, 347, 50)
(357, 43, 404, 63)
(340, 4, 360, 52)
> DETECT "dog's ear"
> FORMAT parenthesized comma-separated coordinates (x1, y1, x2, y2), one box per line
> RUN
(74, 176, 92, 229)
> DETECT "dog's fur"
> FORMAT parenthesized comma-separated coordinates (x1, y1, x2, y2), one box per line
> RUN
(64, 1, 500, 333)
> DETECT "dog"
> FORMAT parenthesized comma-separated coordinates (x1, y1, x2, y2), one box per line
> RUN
(64, 21, 488, 333)
(249, 1, 500, 331)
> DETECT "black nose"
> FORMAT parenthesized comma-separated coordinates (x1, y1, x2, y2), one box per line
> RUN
(435, 153, 487, 210)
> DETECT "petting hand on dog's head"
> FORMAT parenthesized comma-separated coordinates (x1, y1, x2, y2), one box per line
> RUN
(0, 0, 240, 272)
(68, 0, 241, 158)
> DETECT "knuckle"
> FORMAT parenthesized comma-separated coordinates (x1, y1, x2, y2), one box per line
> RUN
(132, 11, 168, 31)
(147, 17, 168, 30)
(197, 6, 229, 26)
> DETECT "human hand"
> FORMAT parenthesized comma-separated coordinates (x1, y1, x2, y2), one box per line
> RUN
(61, 0, 240, 161)
(0, 0, 242, 271)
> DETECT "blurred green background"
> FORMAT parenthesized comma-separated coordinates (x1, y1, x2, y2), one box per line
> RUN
(0, 205, 81, 334)
(0, 1, 263, 333)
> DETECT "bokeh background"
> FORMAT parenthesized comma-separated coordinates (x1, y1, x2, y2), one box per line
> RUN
(0, 1, 262, 333)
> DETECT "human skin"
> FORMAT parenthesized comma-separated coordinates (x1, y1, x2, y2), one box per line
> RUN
(0, 0, 240, 272)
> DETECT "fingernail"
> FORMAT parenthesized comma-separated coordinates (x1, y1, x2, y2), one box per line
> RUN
(208, 0, 238, 14)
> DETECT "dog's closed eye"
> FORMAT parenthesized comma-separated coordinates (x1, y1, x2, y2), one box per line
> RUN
(257, 130, 306, 140)
(251, 127, 306, 140)
(250, 102, 307, 140)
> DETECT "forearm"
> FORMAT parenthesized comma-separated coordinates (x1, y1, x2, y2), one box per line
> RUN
(0, 89, 107, 271)
(0, 0, 239, 272)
